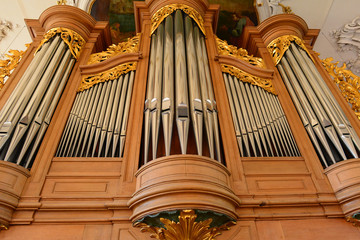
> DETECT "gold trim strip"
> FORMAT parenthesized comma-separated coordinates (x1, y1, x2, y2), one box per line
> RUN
(0, 45, 29, 90)
(216, 36, 265, 68)
(78, 62, 136, 92)
(321, 57, 360, 121)
(267, 35, 313, 66)
(221, 64, 276, 95)
(151, 4, 206, 36)
(87, 33, 141, 64)
(35, 27, 85, 60)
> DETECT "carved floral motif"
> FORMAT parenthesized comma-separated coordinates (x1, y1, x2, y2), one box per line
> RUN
(134, 210, 235, 240)
(221, 64, 276, 94)
(35, 27, 85, 60)
(267, 35, 313, 65)
(216, 36, 265, 68)
(321, 57, 360, 120)
(151, 4, 205, 36)
(87, 33, 141, 64)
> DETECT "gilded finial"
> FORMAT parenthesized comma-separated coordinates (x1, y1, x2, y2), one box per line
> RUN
(57, 0, 67, 5)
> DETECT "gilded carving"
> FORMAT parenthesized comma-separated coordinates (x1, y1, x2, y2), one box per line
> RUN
(87, 33, 141, 64)
(57, 0, 67, 5)
(321, 57, 360, 120)
(216, 36, 265, 68)
(134, 210, 235, 240)
(35, 27, 85, 60)
(267, 35, 313, 65)
(78, 62, 136, 92)
(221, 64, 276, 94)
(151, 4, 205, 36)
(278, 3, 293, 14)
(0, 46, 29, 90)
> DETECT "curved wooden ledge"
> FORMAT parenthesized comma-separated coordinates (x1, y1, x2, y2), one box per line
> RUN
(80, 52, 140, 76)
(218, 55, 274, 79)
(0, 161, 30, 228)
(128, 154, 240, 222)
(256, 14, 309, 46)
(325, 158, 360, 216)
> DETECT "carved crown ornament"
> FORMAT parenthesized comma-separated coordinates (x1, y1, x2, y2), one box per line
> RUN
(134, 209, 236, 240)
(35, 27, 85, 60)
(215, 36, 266, 69)
(151, 4, 206, 36)
(267, 35, 314, 66)
(87, 33, 141, 64)
(321, 57, 360, 121)
(0, 46, 30, 90)
(221, 64, 276, 95)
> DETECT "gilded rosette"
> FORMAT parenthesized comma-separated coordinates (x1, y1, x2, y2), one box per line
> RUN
(321, 57, 360, 120)
(35, 27, 85, 60)
(216, 36, 265, 68)
(267, 35, 313, 65)
(78, 62, 136, 92)
(151, 4, 205, 36)
(221, 64, 276, 95)
(134, 210, 235, 240)
(87, 33, 141, 64)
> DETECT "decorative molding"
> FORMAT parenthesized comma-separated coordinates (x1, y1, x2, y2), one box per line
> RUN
(35, 27, 85, 60)
(87, 33, 141, 64)
(267, 35, 313, 65)
(134, 209, 235, 240)
(0, 46, 29, 90)
(331, 16, 360, 75)
(151, 4, 205, 36)
(321, 57, 360, 120)
(79, 62, 136, 92)
(221, 64, 276, 95)
(216, 36, 265, 68)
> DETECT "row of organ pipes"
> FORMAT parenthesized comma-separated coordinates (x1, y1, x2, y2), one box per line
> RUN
(143, 10, 222, 164)
(56, 70, 135, 158)
(278, 43, 360, 167)
(0, 35, 75, 168)
(223, 73, 300, 157)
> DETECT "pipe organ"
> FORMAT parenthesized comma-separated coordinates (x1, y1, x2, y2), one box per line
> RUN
(0, 2, 360, 239)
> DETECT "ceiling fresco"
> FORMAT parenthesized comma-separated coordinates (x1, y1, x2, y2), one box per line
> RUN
(90, 0, 257, 46)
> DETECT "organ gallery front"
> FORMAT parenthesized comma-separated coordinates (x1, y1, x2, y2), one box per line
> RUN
(0, 0, 360, 239)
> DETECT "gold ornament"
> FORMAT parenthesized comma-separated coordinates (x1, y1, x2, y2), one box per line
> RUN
(57, 0, 67, 5)
(0, 45, 29, 90)
(267, 35, 314, 65)
(321, 57, 360, 121)
(216, 36, 265, 68)
(87, 33, 141, 64)
(78, 62, 136, 92)
(151, 4, 205, 36)
(346, 216, 360, 228)
(221, 64, 276, 95)
(134, 210, 235, 240)
(0, 224, 8, 231)
(35, 27, 85, 60)
(278, 3, 293, 14)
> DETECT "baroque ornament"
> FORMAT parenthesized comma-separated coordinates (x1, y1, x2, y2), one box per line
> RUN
(151, 4, 205, 36)
(321, 57, 360, 121)
(79, 62, 136, 92)
(216, 36, 265, 68)
(267, 35, 313, 65)
(221, 64, 276, 94)
(87, 33, 141, 64)
(0, 46, 29, 90)
(134, 210, 235, 240)
(35, 27, 85, 60)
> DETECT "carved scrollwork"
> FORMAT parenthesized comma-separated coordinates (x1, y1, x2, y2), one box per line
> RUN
(87, 33, 141, 64)
(321, 57, 360, 121)
(78, 62, 136, 92)
(221, 64, 276, 94)
(267, 35, 313, 65)
(35, 27, 85, 60)
(134, 210, 235, 240)
(151, 4, 205, 36)
(216, 36, 265, 68)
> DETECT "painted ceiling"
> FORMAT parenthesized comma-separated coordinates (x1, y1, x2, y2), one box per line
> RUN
(90, 0, 257, 46)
